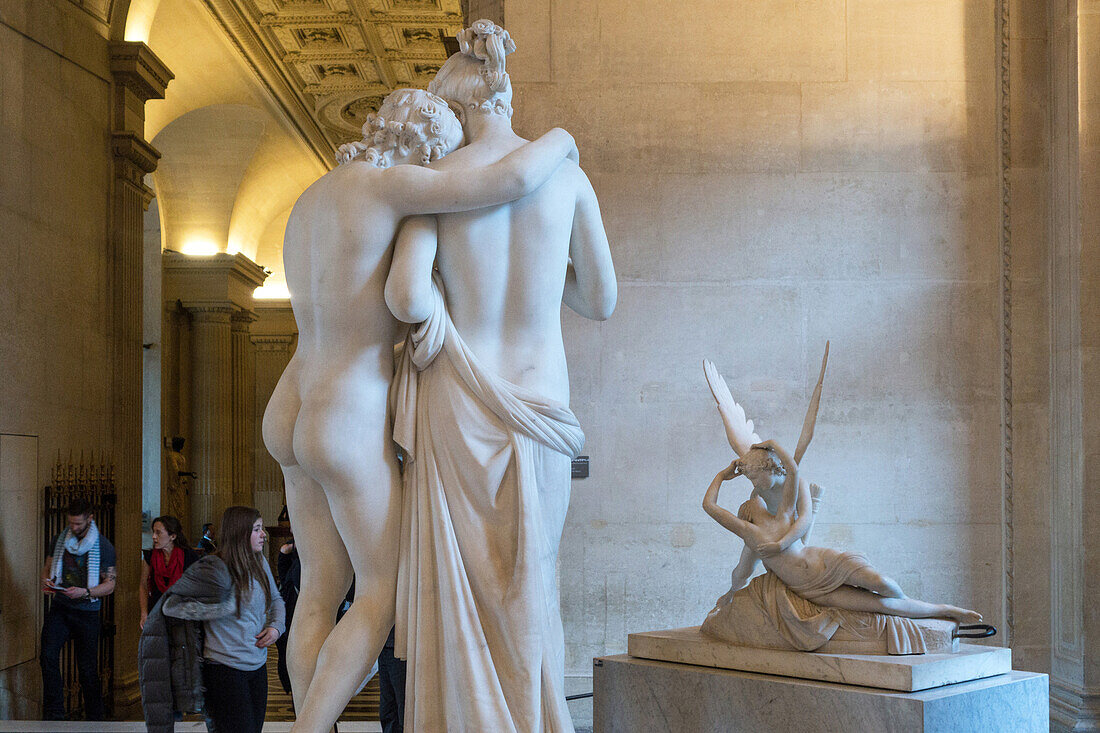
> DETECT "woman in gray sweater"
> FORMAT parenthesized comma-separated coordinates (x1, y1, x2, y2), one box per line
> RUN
(138, 505, 285, 732)
(202, 506, 286, 733)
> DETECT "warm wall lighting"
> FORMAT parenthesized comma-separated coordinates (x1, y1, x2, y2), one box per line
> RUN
(254, 283, 291, 300)
(180, 238, 220, 256)
(123, 0, 162, 43)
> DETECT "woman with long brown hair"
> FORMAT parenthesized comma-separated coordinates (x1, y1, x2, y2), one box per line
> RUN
(137, 506, 285, 733)
(202, 506, 285, 732)
(139, 515, 198, 630)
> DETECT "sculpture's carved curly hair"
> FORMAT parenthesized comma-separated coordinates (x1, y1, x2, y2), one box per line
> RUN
(337, 88, 463, 167)
(735, 446, 787, 478)
(429, 20, 516, 119)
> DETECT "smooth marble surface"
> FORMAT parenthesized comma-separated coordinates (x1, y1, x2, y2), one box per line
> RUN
(628, 627, 1011, 692)
(594, 654, 1048, 733)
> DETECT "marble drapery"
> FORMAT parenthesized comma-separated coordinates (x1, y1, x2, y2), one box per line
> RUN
(391, 278, 582, 732)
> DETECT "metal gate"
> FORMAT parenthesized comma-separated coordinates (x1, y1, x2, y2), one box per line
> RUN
(43, 452, 117, 720)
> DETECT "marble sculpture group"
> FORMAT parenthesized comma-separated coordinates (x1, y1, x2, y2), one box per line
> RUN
(263, 18, 989, 733)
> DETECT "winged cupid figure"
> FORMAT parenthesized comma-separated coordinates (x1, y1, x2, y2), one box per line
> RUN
(702, 344, 829, 606)
(701, 345, 983, 625)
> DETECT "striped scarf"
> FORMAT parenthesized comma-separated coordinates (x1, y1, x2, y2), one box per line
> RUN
(51, 520, 100, 591)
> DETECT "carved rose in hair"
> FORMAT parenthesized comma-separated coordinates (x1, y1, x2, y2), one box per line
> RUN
(420, 99, 440, 119)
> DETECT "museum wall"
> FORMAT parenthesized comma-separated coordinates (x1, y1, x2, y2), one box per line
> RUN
(0, 0, 115, 717)
(503, 0, 1053, 692)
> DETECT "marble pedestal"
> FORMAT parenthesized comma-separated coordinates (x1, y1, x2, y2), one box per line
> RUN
(629, 627, 1011, 692)
(593, 654, 1048, 733)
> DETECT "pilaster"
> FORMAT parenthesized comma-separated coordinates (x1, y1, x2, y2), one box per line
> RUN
(251, 299, 298, 526)
(108, 40, 172, 709)
(163, 253, 268, 532)
(1048, 0, 1100, 729)
(232, 311, 258, 508)
(188, 306, 234, 533)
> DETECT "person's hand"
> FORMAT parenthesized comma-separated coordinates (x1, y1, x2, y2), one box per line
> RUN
(255, 627, 280, 648)
(140, 612, 148, 630)
(756, 541, 782, 558)
(279, 542, 294, 555)
(720, 459, 740, 481)
(60, 586, 87, 600)
(41, 578, 56, 595)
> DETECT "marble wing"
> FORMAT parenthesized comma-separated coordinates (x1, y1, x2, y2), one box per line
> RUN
(703, 359, 761, 458)
(793, 341, 830, 464)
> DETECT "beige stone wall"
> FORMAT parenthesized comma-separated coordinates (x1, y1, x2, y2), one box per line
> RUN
(0, 0, 115, 716)
(504, 0, 1051, 685)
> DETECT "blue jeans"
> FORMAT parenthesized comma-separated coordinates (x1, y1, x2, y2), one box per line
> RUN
(40, 604, 104, 720)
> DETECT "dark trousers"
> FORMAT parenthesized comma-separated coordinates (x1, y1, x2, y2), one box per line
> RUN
(202, 661, 267, 733)
(378, 639, 406, 733)
(275, 633, 292, 694)
(40, 604, 104, 721)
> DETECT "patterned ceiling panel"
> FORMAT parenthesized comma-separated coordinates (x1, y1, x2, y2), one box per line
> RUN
(205, 0, 463, 156)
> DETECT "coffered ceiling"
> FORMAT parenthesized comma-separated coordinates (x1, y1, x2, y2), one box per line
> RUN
(203, 0, 465, 157)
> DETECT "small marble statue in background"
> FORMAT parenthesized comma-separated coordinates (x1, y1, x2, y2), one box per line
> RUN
(163, 436, 194, 533)
(700, 349, 984, 655)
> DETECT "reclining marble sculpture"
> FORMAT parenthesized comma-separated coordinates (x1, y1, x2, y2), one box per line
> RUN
(700, 347, 988, 655)
(261, 85, 580, 732)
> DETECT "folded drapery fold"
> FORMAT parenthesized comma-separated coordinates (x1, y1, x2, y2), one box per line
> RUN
(391, 275, 582, 732)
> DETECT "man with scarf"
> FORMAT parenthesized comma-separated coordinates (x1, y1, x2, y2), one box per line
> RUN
(40, 497, 117, 720)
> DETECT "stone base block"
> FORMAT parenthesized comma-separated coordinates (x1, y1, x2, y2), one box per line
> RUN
(629, 627, 1011, 691)
(594, 654, 1048, 733)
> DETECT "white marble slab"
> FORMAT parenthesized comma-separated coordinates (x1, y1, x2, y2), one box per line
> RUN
(628, 626, 1011, 692)
(594, 654, 1048, 733)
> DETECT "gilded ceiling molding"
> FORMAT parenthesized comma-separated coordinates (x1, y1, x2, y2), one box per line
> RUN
(202, 0, 341, 166)
(365, 12, 463, 23)
(259, 11, 356, 25)
(198, 0, 463, 149)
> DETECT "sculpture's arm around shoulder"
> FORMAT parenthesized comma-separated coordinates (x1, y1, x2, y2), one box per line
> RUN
(381, 128, 579, 216)
(774, 477, 814, 551)
(386, 215, 438, 324)
(564, 168, 617, 321)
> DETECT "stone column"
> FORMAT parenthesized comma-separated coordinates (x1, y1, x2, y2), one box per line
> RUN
(164, 253, 268, 534)
(189, 307, 235, 533)
(1048, 0, 1100, 729)
(252, 333, 296, 524)
(232, 311, 258, 508)
(108, 41, 172, 708)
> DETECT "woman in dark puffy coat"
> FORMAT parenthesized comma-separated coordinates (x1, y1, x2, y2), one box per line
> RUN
(138, 548, 234, 732)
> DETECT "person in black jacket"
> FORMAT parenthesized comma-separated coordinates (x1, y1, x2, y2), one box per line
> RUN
(275, 539, 300, 695)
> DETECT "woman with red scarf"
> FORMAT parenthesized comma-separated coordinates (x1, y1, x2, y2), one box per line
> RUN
(139, 516, 199, 629)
